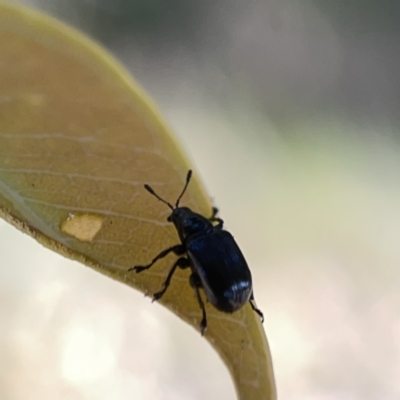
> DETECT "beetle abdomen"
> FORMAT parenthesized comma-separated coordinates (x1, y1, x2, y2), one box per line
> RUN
(187, 231, 253, 313)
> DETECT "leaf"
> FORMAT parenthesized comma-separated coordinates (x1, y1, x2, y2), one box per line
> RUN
(0, 3, 276, 399)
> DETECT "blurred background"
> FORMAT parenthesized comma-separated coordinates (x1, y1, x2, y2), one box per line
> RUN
(2, 0, 400, 399)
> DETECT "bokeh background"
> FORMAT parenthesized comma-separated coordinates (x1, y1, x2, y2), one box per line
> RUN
(2, 0, 400, 399)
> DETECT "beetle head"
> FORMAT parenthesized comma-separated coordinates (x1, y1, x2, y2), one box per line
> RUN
(143, 170, 213, 241)
(168, 207, 212, 241)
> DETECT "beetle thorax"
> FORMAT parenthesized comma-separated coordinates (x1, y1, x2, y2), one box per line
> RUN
(169, 207, 213, 242)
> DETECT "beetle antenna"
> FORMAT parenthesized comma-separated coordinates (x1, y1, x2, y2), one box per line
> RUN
(144, 184, 174, 210)
(175, 170, 192, 207)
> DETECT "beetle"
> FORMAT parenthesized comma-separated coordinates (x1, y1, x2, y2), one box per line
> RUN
(128, 170, 264, 335)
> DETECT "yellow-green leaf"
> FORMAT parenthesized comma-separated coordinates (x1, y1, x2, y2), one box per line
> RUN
(0, 3, 276, 399)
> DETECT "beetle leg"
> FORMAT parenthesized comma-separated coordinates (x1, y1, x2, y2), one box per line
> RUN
(152, 257, 190, 301)
(209, 207, 224, 230)
(189, 273, 207, 335)
(210, 206, 219, 219)
(128, 244, 185, 273)
(249, 292, 264, 323)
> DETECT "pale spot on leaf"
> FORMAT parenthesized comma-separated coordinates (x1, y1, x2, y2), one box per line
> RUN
(61, 213, 104, 242)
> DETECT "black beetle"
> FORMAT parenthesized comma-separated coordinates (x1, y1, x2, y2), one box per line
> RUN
(128, 170, 263, 335)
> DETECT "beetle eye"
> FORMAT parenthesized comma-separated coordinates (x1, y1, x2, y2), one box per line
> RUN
(167, 215, 172, 222)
